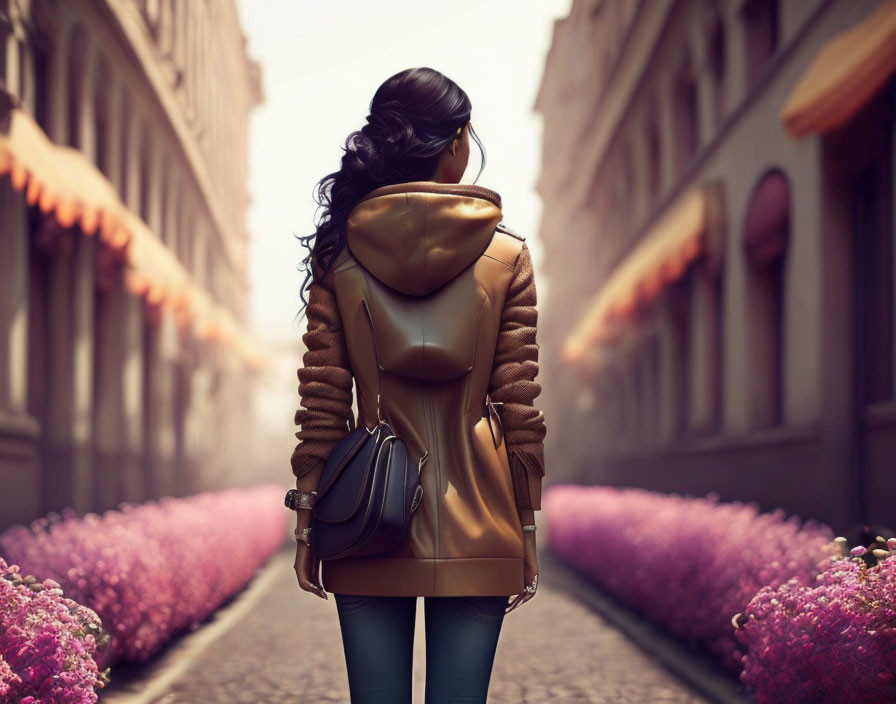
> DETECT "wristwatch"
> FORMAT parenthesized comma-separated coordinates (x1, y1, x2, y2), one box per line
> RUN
(294, 526, 313, 546)
(285, 489, 317, 511)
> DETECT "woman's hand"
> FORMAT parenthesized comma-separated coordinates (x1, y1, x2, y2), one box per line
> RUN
(506, 531, 538, 613)
(294, 539, 328, 600)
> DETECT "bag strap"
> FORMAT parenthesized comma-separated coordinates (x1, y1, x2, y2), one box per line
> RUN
(361, 298, 429, 477)
(361, 299, 387, 425)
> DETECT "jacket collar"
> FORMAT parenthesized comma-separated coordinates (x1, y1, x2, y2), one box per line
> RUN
(346, 181, 504, 296)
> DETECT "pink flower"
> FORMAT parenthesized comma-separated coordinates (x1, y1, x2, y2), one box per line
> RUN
(543, 484, 837, 676)
(736, 549, 896, 702)
(0, 482, 288, 697)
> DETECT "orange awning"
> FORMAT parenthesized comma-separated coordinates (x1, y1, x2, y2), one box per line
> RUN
(0, 106, 266, 372)
(561, 185, 711, 365)
(780, 0, 896, 137)
(0, 105, 128, 241)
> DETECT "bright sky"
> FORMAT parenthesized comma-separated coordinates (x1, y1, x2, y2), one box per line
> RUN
(235, 0, 572, 343)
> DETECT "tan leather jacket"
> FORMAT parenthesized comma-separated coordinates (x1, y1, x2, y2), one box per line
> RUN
(291, 180, 547, 596)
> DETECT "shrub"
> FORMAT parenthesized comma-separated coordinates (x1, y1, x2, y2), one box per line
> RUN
(0, 556, 110, 703)
(544, 484, 838, 673)
(734, 537, 896, 704)
(0, 484, 288, 670)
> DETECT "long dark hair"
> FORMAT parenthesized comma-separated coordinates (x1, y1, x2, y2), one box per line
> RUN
(294, 67, 486, 323)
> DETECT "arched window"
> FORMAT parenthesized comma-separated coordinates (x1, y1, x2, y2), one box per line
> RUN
(743, 168, 789, 428)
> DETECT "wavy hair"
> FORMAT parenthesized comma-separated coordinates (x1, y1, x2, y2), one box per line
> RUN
(294, 67, 486, 323)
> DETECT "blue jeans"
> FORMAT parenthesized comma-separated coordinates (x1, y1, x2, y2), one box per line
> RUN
(334, 593, 510, 704)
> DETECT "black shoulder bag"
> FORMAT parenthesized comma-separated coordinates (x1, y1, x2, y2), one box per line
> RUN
(310, 311, 428, 560)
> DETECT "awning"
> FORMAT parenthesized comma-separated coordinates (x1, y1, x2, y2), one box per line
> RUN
(0, 105, 128, 242)
(561, 184, 716, 365)
(780, 0, 896, 137)
(0, 105, 266, 371)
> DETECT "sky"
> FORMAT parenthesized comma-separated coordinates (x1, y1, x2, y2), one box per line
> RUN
(234, 0, 572, 343)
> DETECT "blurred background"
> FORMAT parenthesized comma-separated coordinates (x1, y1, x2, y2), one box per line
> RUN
(1, 0, 894, 538)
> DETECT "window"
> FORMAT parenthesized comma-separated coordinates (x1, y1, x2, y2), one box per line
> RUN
(673, 50, 699, 173)
(708, 269, 723, 431)
(16, 41, 26, 110)
(0, 27, 7, 89)
(663, 266, 694, 438)
(118, 90, 130, 203)
(26, 207, 53, 430)
(159, 159, 170, 243)
(629, 344, 645, 444)
(706, 12, 726, 127)
(93, 56, 110, 177)
(644, 331, 662, 441)
(851, 162, 893, 405)
(138, 124, 152, 224)
(66, 24, 87, 148)
(667, 268, 693, 436)
(691, 260, 724, 434)
(173, 182, 184, 258)
(31, 26, 53, 136)
(646, 112, 662, 204)
(743, 168, 789, 428)
(742, 0, 779, 90)
(141, 307, 158, 496)
(606, 364, 626, 454)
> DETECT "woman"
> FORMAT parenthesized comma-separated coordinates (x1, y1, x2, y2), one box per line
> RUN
(289, 67, 547, 704)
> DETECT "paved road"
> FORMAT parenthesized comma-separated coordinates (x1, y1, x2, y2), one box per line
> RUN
(101, 543, 709, 704)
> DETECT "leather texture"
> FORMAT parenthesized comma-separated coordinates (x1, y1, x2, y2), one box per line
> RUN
(296, 180, 546, 596)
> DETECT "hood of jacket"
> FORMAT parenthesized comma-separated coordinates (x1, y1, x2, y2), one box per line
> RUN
(345, 181, 504, 296)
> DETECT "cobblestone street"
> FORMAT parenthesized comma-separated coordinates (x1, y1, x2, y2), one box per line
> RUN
(101, 543, 710, 704)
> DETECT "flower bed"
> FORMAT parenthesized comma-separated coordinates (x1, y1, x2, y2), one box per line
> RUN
(543, 484, 838, 674)
(734, 539, 896, 704)
(0, 556, 109, 704)
(0, 484, 289, 671)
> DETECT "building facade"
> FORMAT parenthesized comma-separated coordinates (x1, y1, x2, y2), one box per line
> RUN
(535, 0, 895, 533)
(0, 0, 264, 530)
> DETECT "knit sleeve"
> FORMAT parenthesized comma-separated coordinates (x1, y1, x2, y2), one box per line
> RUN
(290, 262, 355, 493)
(488, 242, 547, 517)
